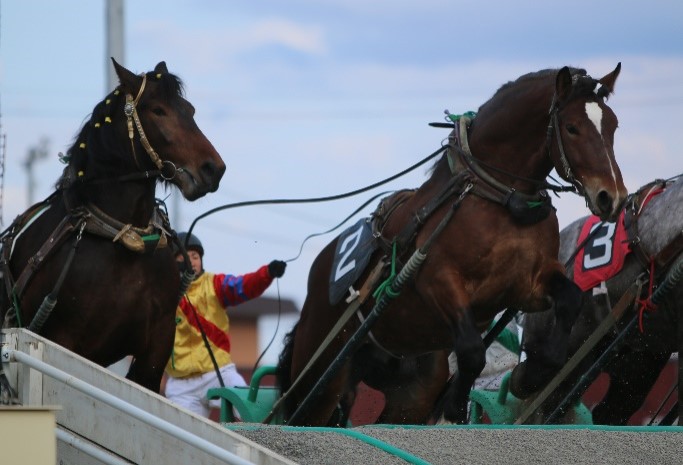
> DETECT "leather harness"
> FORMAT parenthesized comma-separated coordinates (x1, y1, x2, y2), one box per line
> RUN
(1, 73, 174, 329)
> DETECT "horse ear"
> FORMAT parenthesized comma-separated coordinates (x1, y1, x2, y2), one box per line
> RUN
(596, 62, 621, 98)
(555, 66, 573, 101)
(110, 57, 142, 93)
(154, 61, 169, 74)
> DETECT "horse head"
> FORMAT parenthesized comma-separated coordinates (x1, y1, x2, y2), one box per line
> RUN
(108, 58, 226, 200)
(549, 63, 627, 221)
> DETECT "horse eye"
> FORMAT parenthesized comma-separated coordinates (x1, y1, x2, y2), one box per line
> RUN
(152, 107, 166, 116)
(566, 124, 579, 135)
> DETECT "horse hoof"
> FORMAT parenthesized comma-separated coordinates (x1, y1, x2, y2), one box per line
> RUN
(433, 415, 455, 426)
(509, 363, 536, 399)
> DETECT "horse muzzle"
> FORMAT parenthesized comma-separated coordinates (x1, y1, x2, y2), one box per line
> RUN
(176, 159, 226, 200)
(585, 184, 628, 222)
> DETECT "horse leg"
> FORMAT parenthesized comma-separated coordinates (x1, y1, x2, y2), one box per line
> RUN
(438, 310, 486, 424)
(370, 351, 449, 424)
(592, 350, 670, 425)
(510, 272, 582, 399)
(286, 322, 356, 426)
(126, 357, 168, 393)
(126, 320, 175, 393)
(295, 362, 354, 426)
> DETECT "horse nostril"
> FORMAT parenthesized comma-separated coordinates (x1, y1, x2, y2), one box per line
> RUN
(200, 161, 225, 184)
(596, 190, 613, 216)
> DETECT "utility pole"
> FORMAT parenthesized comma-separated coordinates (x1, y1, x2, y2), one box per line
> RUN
(23, 138, 49, 206)
(105, 0, 125, 92)
(103, 1, 183, 229)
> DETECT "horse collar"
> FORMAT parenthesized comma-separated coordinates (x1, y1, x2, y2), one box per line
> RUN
(80, 202, 171, 254)
(452, 116, 553, 225)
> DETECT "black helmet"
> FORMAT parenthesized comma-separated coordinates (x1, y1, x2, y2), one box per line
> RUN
(177, 232, 204, 257)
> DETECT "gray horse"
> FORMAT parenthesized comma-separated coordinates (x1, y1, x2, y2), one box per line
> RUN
(511, 176, 683, 424)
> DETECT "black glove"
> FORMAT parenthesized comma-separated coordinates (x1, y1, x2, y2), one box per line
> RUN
(268, 260, 287, 278)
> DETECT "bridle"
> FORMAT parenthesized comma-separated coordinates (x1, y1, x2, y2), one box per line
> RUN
(122, 73, 178, 181)
(545, 92, 586, 197)
(449, 86, 597, 200)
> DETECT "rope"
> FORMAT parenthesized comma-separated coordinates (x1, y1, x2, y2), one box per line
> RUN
(285, 190, 392, 263)
(372, 242, 398, 299)
(251, 278, 281, 373)
(184, 293, 226, 388)
(185, 145, 447, 239)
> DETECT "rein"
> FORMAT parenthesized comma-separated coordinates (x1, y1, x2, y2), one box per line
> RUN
(185, 144, 448, 239)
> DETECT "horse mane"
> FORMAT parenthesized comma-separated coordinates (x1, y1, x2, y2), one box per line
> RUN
(428, 67, 596, 177)
(56, 71, 185, 190)
(484, 67, 591, 109)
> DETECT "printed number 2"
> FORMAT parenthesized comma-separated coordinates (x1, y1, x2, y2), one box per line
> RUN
(334, 224, 364, 282)
(583, 222, 616, 269)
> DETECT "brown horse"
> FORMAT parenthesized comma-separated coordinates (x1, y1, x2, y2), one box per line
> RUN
(0, 59, 225, 394)
(277, 64, 626, 425)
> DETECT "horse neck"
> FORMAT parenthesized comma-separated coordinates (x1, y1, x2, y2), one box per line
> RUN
(82, 178, 159, 227)
(65, 140, 159, 227)
(68, 118, 161, 226)
(467, 89, 555, 193)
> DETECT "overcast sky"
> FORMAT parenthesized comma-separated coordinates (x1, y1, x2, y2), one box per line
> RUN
(2, 1, 682, 364)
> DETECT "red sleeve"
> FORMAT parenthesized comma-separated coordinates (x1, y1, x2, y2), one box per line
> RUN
(213, 265, 273, 307)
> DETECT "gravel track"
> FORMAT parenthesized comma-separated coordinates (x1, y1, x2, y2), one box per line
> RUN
(232, 424, 683, 465)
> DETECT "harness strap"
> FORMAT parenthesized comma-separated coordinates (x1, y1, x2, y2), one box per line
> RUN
(11, 214, 82, 307)
(371, 189, 416, 238)
(519, 201, 683, 423)
(389, 171, 474, 253)
(624, 180, 668, 268)
(265, 258, 387, 423)
(4, 198, 171, 328)
(361, 184, 475, 362)
(124, 74, 164, 171)
(83, 203, 170, 253)
(28, 221, 87, 333)
(456, 116, 510, 197)
(515, 277, 644, 425)
(287, 218, 443, 423)
(451, 117, 552, 216)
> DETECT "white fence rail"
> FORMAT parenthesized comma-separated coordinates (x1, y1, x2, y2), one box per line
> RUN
(1, 328, 296, 465)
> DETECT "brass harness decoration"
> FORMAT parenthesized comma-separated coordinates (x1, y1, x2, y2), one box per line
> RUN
(0, 72, 174, 329)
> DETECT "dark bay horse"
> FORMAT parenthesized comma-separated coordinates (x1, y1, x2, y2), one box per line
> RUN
(0, 59, 225, 394)
(516, 176, 683, 424)
(277, 64, 627, 425)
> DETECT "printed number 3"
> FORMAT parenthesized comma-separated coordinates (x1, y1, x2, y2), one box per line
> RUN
(583, 222, 616, 269)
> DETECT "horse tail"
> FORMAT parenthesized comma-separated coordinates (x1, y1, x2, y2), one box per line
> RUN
(275, 321, 298, 419)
